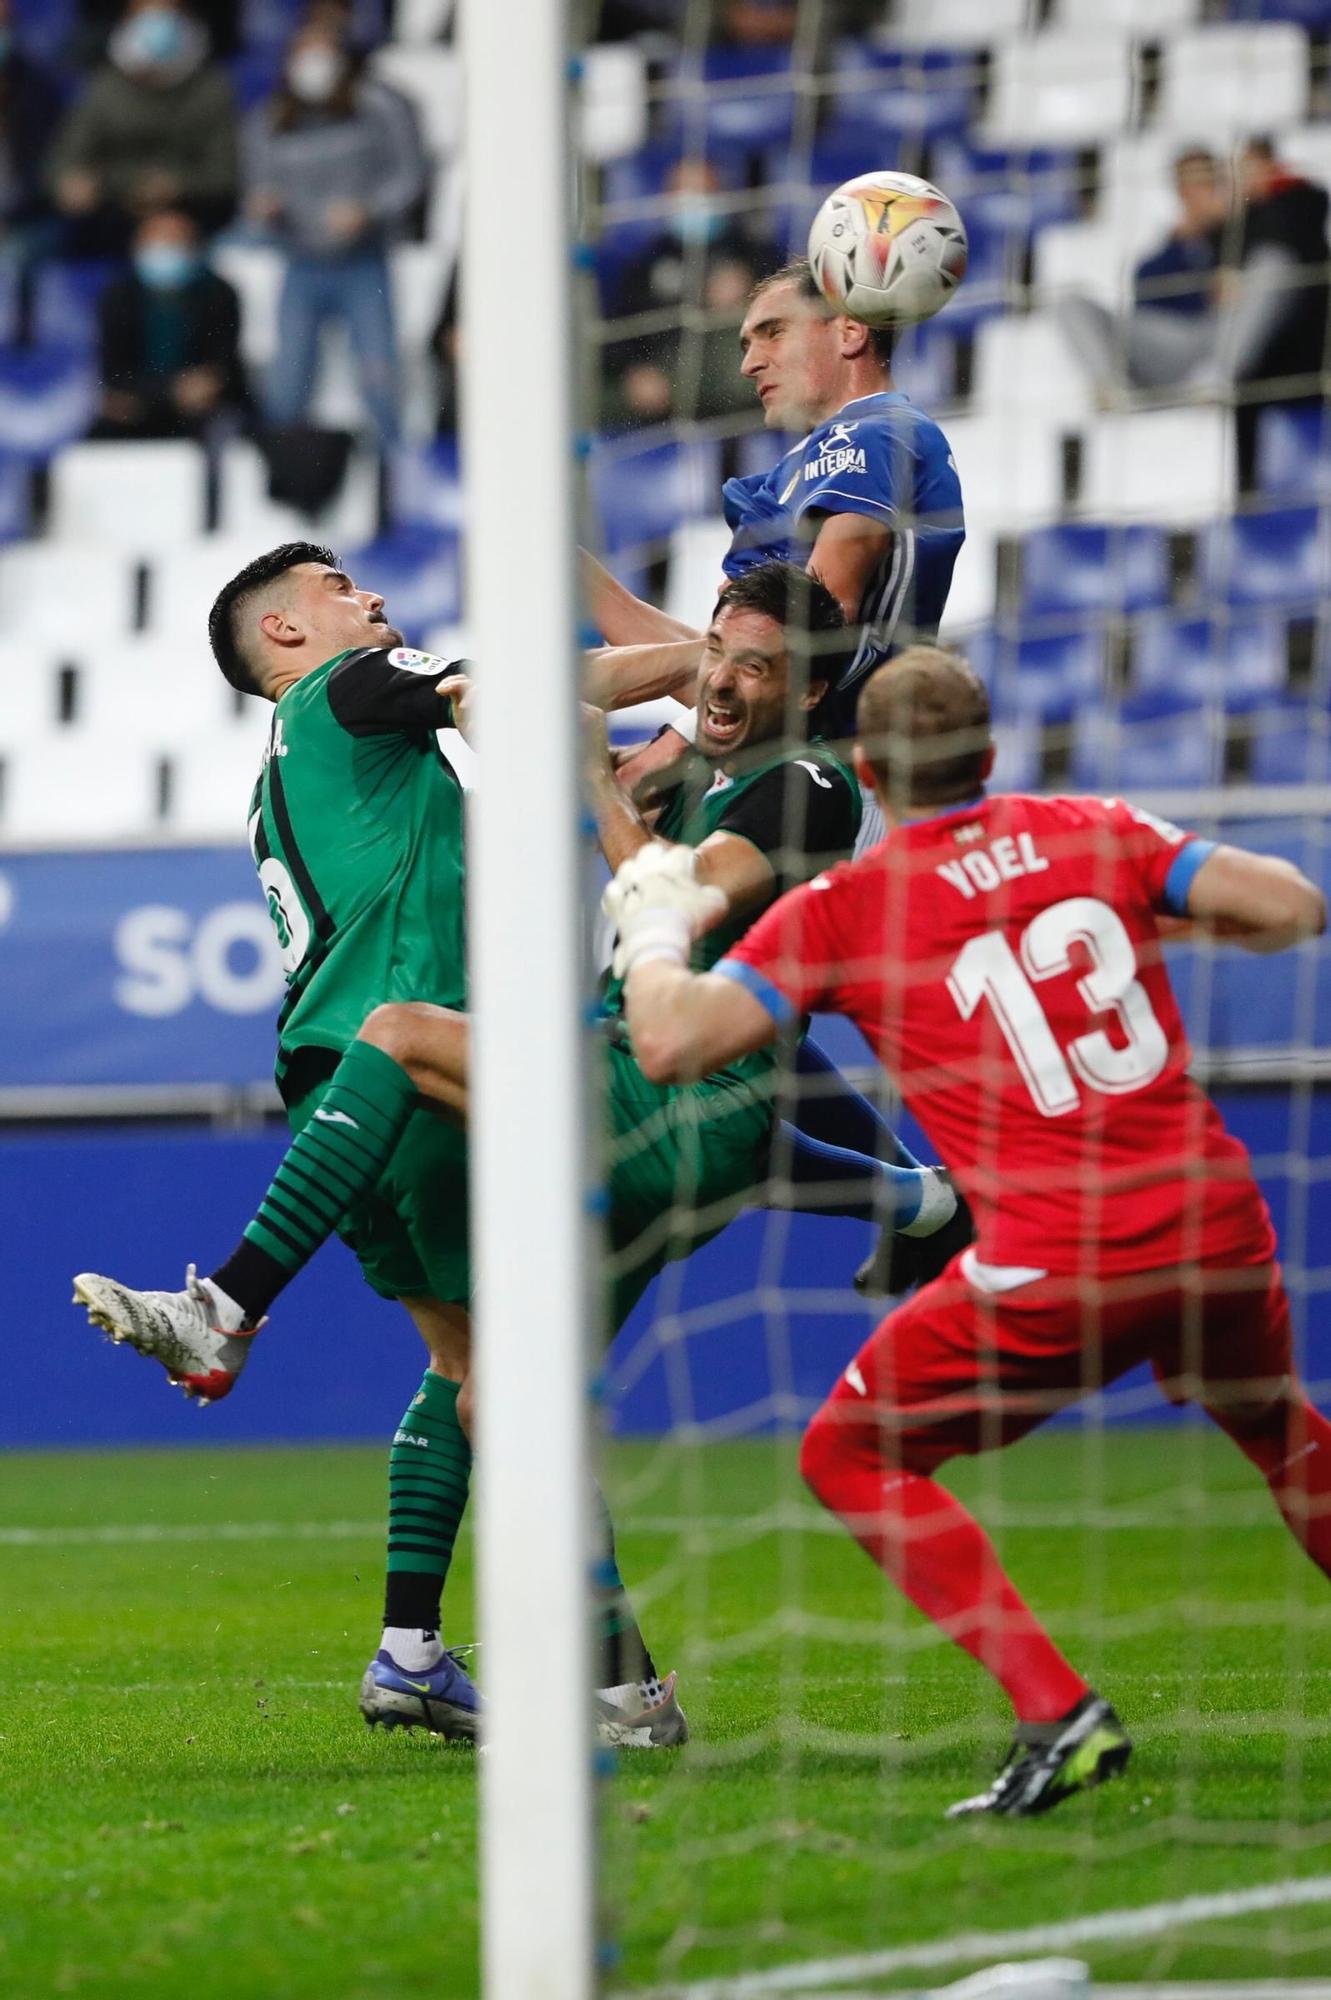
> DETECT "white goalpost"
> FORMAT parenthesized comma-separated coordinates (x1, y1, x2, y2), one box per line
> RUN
(461, 0, 597, 1994)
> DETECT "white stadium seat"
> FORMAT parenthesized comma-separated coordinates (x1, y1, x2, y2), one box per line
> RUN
(0, 543, 136, 644)
(938, 523, 998, 634)
(578, 44, 649, 163)
(1034, 220, 1139, 314)
(941, 414, 1064, 531)
(970, 312, 1095, 431)
(1277, 124, 1331, 193)
(891, 0, 1038, 48)
(1156, 26, 1308, 136)
(983, 33, 1136, 147)
(393, 0, 453, 41)
(148, 539, 266, 646)
(167, 723, 270, 839)
(215, 438, 379, 547)
(0, 642, 63, 748)
(48, 439, 208, 552)
(77, 639, 234, 746)
(1078, 408, 1235, 523)
(370, 45, 461, 156)
(211, 243, 284, 369)
(1053, 0, 1197, 29)
(3, 734, 159, 839)
(664, 517, 733, 630)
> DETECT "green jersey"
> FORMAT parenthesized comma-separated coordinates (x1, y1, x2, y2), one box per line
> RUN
(248, 644, 466, 1089)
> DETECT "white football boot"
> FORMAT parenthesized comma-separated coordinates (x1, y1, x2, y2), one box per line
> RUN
(73, 1265, 259, 1403)
(594, 1670, 689, 1748)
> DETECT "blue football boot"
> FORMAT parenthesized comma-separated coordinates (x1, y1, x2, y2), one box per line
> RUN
(359, 1645, 482, 1741)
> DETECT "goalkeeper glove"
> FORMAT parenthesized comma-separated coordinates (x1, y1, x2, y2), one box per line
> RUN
(603, 842, 727, 980)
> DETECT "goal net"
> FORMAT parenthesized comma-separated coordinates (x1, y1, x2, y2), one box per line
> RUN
(564, 3, 1331, 1995)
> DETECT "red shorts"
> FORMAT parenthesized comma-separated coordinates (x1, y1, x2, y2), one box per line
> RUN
(817, 1255, 1294, 1474)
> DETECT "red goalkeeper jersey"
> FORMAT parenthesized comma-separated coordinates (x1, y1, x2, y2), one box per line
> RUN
(718, 792, 1277, 1279)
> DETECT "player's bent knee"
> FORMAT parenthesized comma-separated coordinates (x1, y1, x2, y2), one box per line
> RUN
(455, 1373, 474, 1439)
(359, 1002, 418, 1064)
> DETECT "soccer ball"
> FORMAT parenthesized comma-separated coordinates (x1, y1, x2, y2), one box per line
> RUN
(807, 171, 968, 329)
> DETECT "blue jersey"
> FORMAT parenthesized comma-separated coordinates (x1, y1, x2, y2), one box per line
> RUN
(720, 390, 964, 739)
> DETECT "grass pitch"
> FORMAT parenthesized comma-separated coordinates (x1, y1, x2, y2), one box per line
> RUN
(3, 1430, 1331, 1997)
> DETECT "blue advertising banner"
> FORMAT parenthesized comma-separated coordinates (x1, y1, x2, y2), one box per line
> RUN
(0, 846, 281, 1093)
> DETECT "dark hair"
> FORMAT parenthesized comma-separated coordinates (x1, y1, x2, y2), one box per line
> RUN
(749, 257, 896, 367)
(712, 559, 852, 707)
(857, 645, 992, 808)
(209, 541, 339, 696)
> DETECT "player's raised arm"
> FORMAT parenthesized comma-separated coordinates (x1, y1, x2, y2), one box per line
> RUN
(806, 508, 894, 624)
(1180, 843, 1327, 953)
(581, 547, 702, 648)
(582, 636, 703, 711)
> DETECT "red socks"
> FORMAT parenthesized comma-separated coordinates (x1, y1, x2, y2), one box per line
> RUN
(1208, 1391, 1331, 1575)
(800, 1412, 1089, 1725)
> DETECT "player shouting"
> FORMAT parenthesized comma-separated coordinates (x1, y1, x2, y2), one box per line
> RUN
(605, 643, 1331, 1818)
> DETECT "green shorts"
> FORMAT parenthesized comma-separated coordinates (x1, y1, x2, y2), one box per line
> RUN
(286, 1077, 471, 1306)
(604, 1038, 774, 1330)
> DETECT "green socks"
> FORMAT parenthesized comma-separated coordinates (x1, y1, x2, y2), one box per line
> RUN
(210, 1040, 419, 1321)
(383, 1371, 473, 1630)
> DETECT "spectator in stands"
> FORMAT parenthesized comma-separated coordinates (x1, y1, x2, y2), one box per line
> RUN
(604, 156, 780, 427)
(90, 206, 248, 440)
(74, 0, 241, 63)
(0, 0, 65, 307)
(1060, 137, 1329, 486)
(243, 22, 427, 445)
(1132, 148, 1226, 319)
(48, 0, 239, 258)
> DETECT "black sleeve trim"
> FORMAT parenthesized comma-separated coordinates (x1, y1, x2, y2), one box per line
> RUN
(711, 760, 858, 882)
(326, 647, 458, 737)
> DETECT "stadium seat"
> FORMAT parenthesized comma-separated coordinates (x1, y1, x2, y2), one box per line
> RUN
(826, 40, 977, 146)
(1245, 696, 1331, 784)
(1155, 25, 1309, 133)
(215, 438, 380, 547)
(1244, 0, 1331, 24)
(965, 621, 1107, 722)
(393, 0, 452, 40)
(369, 44, 461, 157)
(77, 639, 236, 745)
(1077, 409, 1235, 523)
(0, 345, 97, 460)
(1072, 690, 1224, 791)
(0, 543, 136, 644)
(1132, 609, 1288, 701)
(148, 539, 268, 645)
(211, 243, 284, 369)
(579, 44, 649, 162)
(391, 243, 450, 358)
(982, 34, 1135, 148)
(590, 435, 722, 559)
(166, 723, 270, 840)
(891, 0, 1037, 46)
(1255, 402, 1331, 501)
(1097, 132, 1196, 275)
(1197, 505, 1331, 611)
(391, 438, 463, 530)
(1020, 521, 1170, 619)
(970, 312, 1095, 432)
(941, 415, 1063, 530)
(1273, 123, 1331, 191)
(3, 734, 160, 839)
(49, 439, 208, 551)
(0, 642, 63, 748)
(891, 317, 960, 412)
(340, 525, 463, 640)
(663, 517, 733, 630)
(930, 136, 1083, 238)
(1032, 219, 1137, 314)
(938, 524, 998, 633)
(1054, 0, 1198, 25)
(665, 46, 796, 156)
(30, 261, 118, 355)
(0, 455, 30, 543)
(987, 712, 1043, 791)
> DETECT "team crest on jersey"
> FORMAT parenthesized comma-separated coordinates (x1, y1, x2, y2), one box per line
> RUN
(388, 646, 446, 674)
(953, 821, 986, 845)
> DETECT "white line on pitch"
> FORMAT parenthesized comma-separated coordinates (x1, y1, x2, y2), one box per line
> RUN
(0, 1520, 383, 1545)
(630, 1874, 1331, 1999)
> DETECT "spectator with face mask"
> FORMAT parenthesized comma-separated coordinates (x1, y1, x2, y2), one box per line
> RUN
(90, 205, 249, 440)
(243, 24, 426, 445)
(48, 0, 238, 258)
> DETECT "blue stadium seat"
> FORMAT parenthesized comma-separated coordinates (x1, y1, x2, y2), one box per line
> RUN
(965, 621, 1106, 724)
(32, 262, 120, 356)
(1072, 690, 1224, 792)
(1020, 522, 1170, 620)
(13, 0, 77, 69)
(1245, 697, 1331, 784)
(391, 438, 463, 530)
(1133, 610, 1288, 702)
(826, 41, 977, 146)
(1255, 403, 1331, 501)
(0, 345, 96, 460)
(341, 526, 461, 644)
(0, 455, 31, 543)
(664, 48, 798, 157)
(931, 136, 1083, 239)
(590, 434, 722, 558)
(1227, 0, 1331, 23)
(1197, 504, 1330, 611)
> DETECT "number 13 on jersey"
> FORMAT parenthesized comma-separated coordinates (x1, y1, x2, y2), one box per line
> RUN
(947, 895, 1170, 1118)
